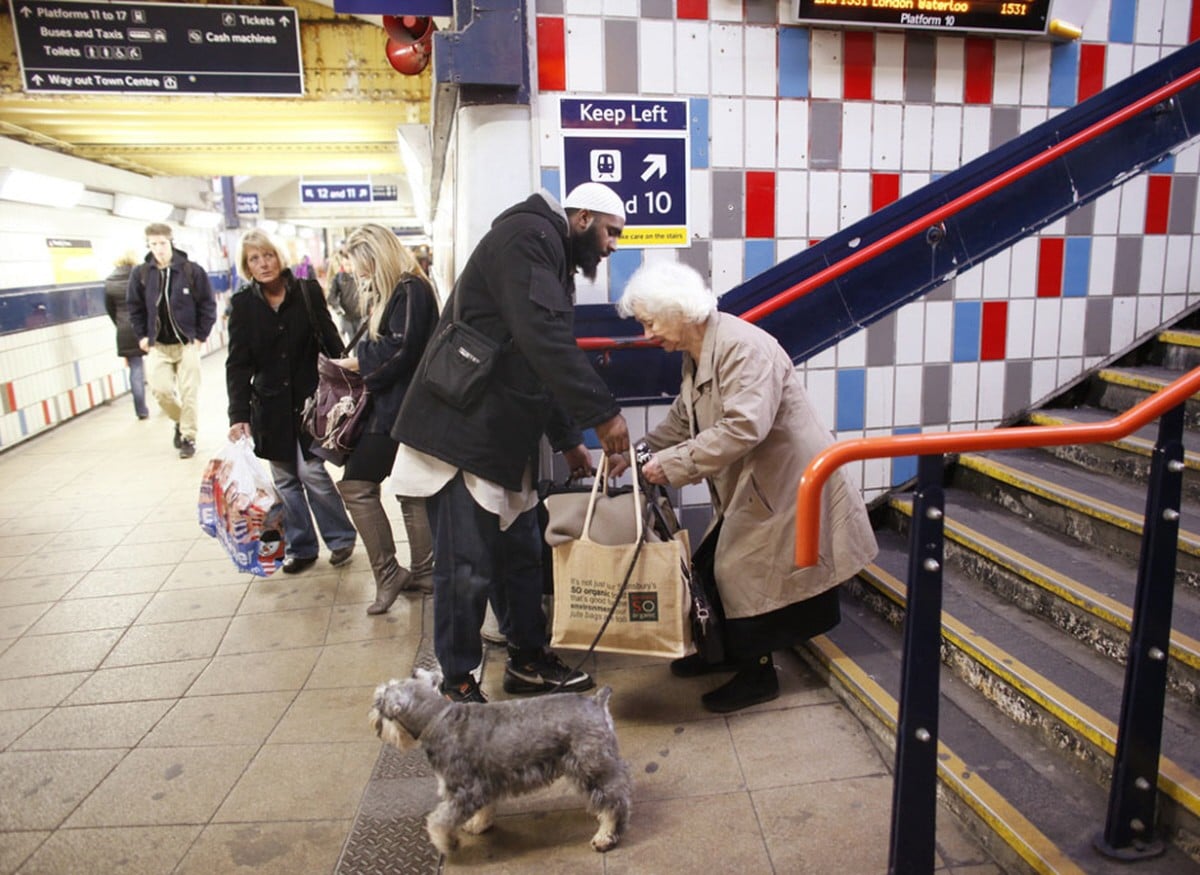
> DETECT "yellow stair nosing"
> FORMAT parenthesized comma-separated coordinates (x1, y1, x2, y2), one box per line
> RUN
(888, 496, 1200, 671)
(856, 563, 1200, 814)
(1025, 411, 1200, 470)
(1098, 367, 1200, 399)
(956, 452, 1200, 556)
(810, 635, 1091, 875)
(1159, 329, 1200, 348)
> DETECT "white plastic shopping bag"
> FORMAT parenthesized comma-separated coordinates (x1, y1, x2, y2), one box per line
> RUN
(198, 438, 287, 576)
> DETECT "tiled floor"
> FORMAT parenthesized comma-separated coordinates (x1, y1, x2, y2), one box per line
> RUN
(0, 353, 1001, 874)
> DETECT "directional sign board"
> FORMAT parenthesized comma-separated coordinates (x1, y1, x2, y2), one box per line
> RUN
(11, 0, 303, 95)
(560, 98, 690, 249)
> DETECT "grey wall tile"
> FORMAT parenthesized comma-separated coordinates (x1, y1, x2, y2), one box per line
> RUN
(746, 2, 776, 23)
(680, 505, 715, 548)
(1065, 200, 1095, 236)
(605, 20, 639, 94)
(1003, 360, 1032, 415)
(536, 0, 564, 13)
(712, 171, 745, 239)
(679, 240, 711, 278)
(922, 363, 950, 425)
(927, 276, 955, 301)
(989, 108, 1021, 152)
(867, 312, 897, 366)
(1113, 236, 1143, 296)
(809, 101, 843, 170)
(1084, 297, 1113, 357)
(1169, 175, 1198, 235)
(905, 35, 936, 104)
(640, 0, 673, 18)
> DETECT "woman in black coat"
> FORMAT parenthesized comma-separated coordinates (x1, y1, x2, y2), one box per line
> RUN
(337, 224, 439, 614)
(104, 251, 148, 419)
(226, 229, 358, 574)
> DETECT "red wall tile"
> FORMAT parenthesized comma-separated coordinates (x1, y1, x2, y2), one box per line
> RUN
(1145, 175, 1172, 235)
(964, 38, 994, 105)
(1078, 44, 1106, 103)
(746, 171, 776, 239)
(872, 173, 900, 213)
(844, 31, 874, 101)
(1037, 238, 1064, 298)
(536, 17, 565, 92)
(4, 382, 14, 413)
(1192, 0, 1200, 44)
(981, 301, 1008, 361)
(41, 399, 52, 425)
(677, 0, 708, 19)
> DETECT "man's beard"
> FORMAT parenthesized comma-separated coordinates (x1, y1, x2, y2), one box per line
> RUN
(571, 221, 606, 281)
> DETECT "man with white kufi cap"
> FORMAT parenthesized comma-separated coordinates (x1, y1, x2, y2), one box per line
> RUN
(392, 182, 630, 704)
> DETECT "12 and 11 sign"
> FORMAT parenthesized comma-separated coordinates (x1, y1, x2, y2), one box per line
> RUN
(560, 97, 690, 249)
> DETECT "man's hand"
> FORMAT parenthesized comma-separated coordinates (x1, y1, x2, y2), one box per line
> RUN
(138, 338, 150, 353)
(594, 413, 630, 455)
(562, 444, 593, 481)
(606, 452, 631, 479)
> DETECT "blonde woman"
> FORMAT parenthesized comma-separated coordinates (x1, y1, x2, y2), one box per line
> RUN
(337, 225, 439, 613)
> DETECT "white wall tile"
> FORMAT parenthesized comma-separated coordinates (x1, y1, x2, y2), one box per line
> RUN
(810, 30, 843, 100)
(1021, 41, 1051, 106)
(710, 23, 744, 97)
(1105, 44, 1135, 89)
(931, 105, 962, 172)
(978, 361, 1006, 423)
(1009, 238, 1039, 297)
(840, 172, 871, 230)
(1164, 236, 1191, 294)
(1030, 359, 1059, 405)
(894, 364, 923, 426)
(778, 101, 810, 169)
(842, 103, 873, 170)
(1088, 236, 1116, 296)
(675, 22, 710, 95)
(745, 100, 777, 169)
(808, 172, 841, 238)
(1006, 299, 1035, 358)
(1138, 235, 1167, 294)
(1060, 298, 1086, 357)
(744, 26, 777, 97)
(950, 362, 978, 423)
(961, 106, 992, 165)
(924, 301, 953, 361)
(901, 105, 934, 172)
(1117, 175, 1148, 236)
(955, 264, 983, 300)
(1163, 0, 1190, 46)
(601, 0, 639, 16)
(710, 239, 743, 293)
(1018, 107, 1049, 135)
(872, 104, 903, 171)
(1135, 0, 1166, 45)
(836, 329, 866, 368)
(565, 17, 604, 93)
(993, 40, 1023, 105)
(639, 20, 675, 94)
(934, 37, 965, 104)
(710, 98, 744, 167)
(689, 168, 712, 239)
(777, 171, 809, 239)
(1110, 297, 1138, 351)
(1055, 357, 1084, 391)
(1033, 299, 1062, 358)
(709, 0, 743, 22)
(802, 368, 837, 429)
(865, 366, 895, 430)
(1092, 188, 1122, 235)
(982, 249, 1012, 299)
(895, 302, 925, 365)
(1135, 294, 1164, 337)
(874, 33, 905, 102)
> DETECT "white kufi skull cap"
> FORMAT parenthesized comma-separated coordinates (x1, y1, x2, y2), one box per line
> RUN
(562, 182, 626, 221)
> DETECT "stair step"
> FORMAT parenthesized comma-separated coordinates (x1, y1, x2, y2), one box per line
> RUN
(1160, 330, 1200, 350)
(864, 531, 1200, 800)
(1158, 331, 1200, 371)
(1092, 365, 1200, 426)
(887, 489, 1200, 702)
(952, 448, 1200, 590)
(810, 597, 1200, 873)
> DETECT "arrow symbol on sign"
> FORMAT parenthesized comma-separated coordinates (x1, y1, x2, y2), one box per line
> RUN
(641, 154, 667, 181)
(19, 6, 32, 19)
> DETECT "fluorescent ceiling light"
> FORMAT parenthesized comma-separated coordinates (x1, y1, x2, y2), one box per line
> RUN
(259, 219, 279, 233)
(112, 193, 174, 221)
(0, 169, 84, 208)
(184, 208, 223, 229)
(276, 222, 296, 237)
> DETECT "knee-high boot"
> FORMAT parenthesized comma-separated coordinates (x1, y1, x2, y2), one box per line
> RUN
(400, 497, 434, 592)
(338, 479, 412, 614)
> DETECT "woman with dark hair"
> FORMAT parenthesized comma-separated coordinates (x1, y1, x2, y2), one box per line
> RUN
(226, 228, 357, 574)
(104, 250, 148, 419)
(336, 224, 440, 614)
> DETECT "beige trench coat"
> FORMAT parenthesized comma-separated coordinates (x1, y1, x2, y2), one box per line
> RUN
(645, 312, 878, 619)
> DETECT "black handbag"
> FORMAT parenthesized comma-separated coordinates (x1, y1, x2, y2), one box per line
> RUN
(419, 284, 505, 410)
(688, 526, 726, 666)
(298, 286, 369, 465)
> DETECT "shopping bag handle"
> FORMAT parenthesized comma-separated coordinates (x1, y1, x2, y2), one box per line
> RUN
(580, 453, 642, 544)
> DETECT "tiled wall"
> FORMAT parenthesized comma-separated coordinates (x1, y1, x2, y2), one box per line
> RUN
(530, 0, 1200, 501)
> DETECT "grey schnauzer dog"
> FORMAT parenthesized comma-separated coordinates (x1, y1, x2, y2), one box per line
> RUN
(369, 668, 632, 855)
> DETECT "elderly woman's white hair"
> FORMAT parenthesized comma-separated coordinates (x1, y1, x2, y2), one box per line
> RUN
(616, 260, 717, 325)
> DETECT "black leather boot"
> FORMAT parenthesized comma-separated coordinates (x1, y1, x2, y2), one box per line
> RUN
(700, 654, 779, 713)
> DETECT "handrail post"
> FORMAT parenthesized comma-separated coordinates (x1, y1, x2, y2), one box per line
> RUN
(889, 454, 945, 875)
(1093, 403, 1184, 861)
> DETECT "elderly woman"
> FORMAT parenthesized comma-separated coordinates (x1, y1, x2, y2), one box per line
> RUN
(226, 229, 358, 574)
(616, 261, 878, 713)
(336, 225, 439, 614)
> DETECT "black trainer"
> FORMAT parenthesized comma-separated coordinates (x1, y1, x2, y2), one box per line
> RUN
(179, 438, 196, 459)
(441, 675, 487, 704)
(173, 423, 182, 449)
(503, 649, 594, 694)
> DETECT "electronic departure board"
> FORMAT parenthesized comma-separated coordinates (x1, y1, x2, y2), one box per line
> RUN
(794, 0, 1052, 35)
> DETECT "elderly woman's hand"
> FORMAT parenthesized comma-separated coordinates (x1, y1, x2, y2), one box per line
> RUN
(640, 454, 668, 486)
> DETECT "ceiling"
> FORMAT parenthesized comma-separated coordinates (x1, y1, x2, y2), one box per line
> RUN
(0, 0, 433, 228)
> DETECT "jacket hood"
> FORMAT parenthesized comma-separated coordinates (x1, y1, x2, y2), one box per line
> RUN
(491, 191, 569, 235)
(142, 247, 191, 269)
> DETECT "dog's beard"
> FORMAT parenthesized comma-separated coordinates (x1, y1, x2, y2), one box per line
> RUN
(369, 705, 422, 752)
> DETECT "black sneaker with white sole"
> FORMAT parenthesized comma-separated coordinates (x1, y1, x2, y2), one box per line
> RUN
(441, 675, 487, 704)
(503, 649, 594, 694)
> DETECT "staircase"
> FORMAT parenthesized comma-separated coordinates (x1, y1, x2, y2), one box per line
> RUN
(798, 313, 1200, 873)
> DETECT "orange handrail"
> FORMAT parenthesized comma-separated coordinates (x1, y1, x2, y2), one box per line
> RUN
(578, 66, 1200, 352)
(794, 366, 1200, 567)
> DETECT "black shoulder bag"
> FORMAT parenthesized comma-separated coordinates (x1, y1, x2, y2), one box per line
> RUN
(418, 283, 506, 411)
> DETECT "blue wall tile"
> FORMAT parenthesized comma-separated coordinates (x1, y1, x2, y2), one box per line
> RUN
(779, 27, 810, 99)
(690, 98, 709, 170)
(952, 301, 981, 362)
(1049, 41, 1080, 109)
(541, 168, 561, 197)
(607, 249, 643, 302)
(836, 368, 865, 432)
(891, 426, 921, 486)
(1063, 237, 1091, 298)
(744, 240, 775, 280)
(1108, 0, 1136, 44)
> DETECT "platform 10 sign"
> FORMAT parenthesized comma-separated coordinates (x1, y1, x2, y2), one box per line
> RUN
(560, 98, 690, 249)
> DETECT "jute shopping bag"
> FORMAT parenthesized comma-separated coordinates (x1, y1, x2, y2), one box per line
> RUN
(550, 458, 692, 659)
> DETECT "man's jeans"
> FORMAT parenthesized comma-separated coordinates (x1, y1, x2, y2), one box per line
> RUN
(147, 342, 201, 439)
(269, 442, 356, 561)
(127, 355, 149, 418)
(427, 472, 546, 681)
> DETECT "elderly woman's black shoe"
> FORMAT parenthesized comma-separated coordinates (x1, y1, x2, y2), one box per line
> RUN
(670, 652, 736, 678)
(700, 655, 778, 713)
